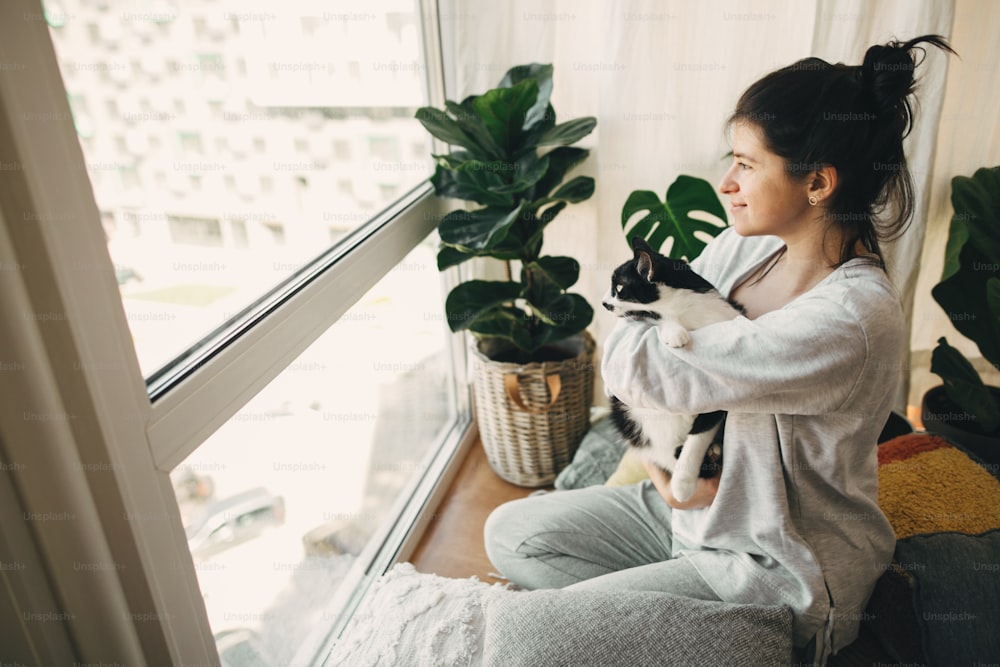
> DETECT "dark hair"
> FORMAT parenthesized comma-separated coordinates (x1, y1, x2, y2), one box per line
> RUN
(728, 35, 956, 267)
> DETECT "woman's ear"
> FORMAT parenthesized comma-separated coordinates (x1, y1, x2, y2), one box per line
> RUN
(809, 165, 838, 203)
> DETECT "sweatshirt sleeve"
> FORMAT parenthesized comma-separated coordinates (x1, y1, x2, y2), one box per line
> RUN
(600, 293, 870, 416)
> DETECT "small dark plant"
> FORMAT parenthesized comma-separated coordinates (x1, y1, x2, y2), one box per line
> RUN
(416, 64, 596, 362)
(930, 165, 1000, 434)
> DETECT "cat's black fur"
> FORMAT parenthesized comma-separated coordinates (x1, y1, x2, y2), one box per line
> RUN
(602, 237, 742, 501)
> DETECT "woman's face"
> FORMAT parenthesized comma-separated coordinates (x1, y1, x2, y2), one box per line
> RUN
(718, 122, 813, 239)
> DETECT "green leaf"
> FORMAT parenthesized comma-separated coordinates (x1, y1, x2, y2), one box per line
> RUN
(932, 252, 1000, 368)
(528, 176, 595, 214)
(939, 216, 969, 282)
(492, 153, 549, 196)
(951, 167, 1000, 253)
(622, 175, 728, 260)
(437, 245, 475, 271)
(520, 104, 557, 153)
(498, 63, 553, 131)
(490, 210, 543, 262)
(438, 205, 524, 254)
(444, 100, 504, 160)
(432, 151, 474, 169)
(932, 166, 1000, 368)
(470, 79, 539, 157)
(537, 201, 567, 227)
(415, 107, 480, 153)
(532, 146, 588, 199)
(445, 280, 522, 333)
(528, 256, 580, 290)
(988, 276, 1000, 331)
(537, 117, 597, 147)
(521, 257, 580, 321)
(531, 294, 594, 350)
(550, 175, 595, 202)
(430, 164, 513, 207)
(468, 306, 534, 352)
(931, 337, 1000, 432)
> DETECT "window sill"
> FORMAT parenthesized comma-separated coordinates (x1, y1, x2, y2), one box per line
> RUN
(407, 435, 536, 580)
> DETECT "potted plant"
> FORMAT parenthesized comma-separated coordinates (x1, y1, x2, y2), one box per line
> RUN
(923, 165, 1000, 462)
(415, 63, 597, 486)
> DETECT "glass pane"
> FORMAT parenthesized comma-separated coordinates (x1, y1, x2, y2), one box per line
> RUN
(46, 0, 432, 376)
(170, 239, 453, 665)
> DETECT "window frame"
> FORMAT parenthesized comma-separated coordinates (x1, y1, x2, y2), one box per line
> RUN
(0, 1, 466, 664)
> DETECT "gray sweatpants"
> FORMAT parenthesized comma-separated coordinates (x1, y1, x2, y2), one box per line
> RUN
(484, 480, 720, 600)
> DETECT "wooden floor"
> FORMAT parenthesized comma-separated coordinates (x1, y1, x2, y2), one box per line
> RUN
(409, 440, 536, 581)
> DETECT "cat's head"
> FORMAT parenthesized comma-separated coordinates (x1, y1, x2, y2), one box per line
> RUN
(601, 237, 709, 318)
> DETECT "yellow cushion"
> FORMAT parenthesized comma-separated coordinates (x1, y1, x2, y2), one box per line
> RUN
(876, 434, 1000, 539)
(605, 448, 650, 487)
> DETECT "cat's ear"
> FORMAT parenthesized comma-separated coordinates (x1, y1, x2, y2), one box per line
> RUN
(631, 237, 656, 280)
(630, 236, 653, 253)
(635, 250, 655, 282)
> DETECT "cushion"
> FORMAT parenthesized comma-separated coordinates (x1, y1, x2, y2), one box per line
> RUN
(865, 434, 1000, 665)
(893, 529, 1000, 665)
(328, 563, 501, 666)
(605, 447, 650, 486)
(876, 434, 1000, 538)
(554, 412, 628, 490)
(481, 587, 793, 667)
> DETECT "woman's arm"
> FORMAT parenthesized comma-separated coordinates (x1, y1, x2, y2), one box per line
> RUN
(601, 292, 886, 416)
(642, 459, 720, 509)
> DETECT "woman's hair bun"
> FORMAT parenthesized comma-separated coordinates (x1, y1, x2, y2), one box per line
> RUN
(860, 35, 955, 136)
(729, 34, 956, 266)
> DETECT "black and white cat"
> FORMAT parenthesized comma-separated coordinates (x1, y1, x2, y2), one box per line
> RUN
(602, 237, 742, 502)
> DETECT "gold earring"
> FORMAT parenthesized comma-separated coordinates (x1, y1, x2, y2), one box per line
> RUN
(808, 195, 818, 206)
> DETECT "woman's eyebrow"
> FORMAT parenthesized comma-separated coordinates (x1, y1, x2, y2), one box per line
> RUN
(732, 151, 757, 163)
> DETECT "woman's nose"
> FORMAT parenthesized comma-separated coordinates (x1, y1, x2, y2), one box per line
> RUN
(718, 165, 738, 195)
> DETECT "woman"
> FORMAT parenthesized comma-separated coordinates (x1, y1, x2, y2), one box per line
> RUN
(484, 35, 955, 663)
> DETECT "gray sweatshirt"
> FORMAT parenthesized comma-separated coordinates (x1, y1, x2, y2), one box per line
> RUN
(601, 228, 901, 660)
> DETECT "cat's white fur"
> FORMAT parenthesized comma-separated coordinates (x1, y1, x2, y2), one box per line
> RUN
(604, 281, 739, 501)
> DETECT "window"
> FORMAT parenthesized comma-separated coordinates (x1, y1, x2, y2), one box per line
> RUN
(1, 1, 460, 664)
(48, 0, 436, 378)
(172, 238, 455, 664)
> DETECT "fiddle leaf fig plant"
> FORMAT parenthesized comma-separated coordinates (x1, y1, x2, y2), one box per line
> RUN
(930, 165, 1000, 434)
(416, 63, 597, 360)
(621, 174, 728, 260)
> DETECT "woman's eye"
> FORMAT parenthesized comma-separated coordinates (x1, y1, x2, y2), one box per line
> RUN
(738, 162, 750, 170)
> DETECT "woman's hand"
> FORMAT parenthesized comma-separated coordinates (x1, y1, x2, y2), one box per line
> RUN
(642, 459, 720, 510)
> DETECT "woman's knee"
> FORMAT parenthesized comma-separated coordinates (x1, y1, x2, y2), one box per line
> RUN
(483, 497, 529, 570)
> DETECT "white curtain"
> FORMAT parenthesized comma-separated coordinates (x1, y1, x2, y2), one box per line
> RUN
(439, 0, 1000, 414)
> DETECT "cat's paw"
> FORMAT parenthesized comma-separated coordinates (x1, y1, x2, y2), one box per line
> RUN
(658, 325, 691, 348)
(671, 474, 697, 503)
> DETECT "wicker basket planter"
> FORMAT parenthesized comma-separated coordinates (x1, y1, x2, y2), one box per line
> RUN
(472, 331, 595, 487)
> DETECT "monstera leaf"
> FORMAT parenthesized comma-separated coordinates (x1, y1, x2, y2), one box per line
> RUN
(622, 175, 728, 260)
